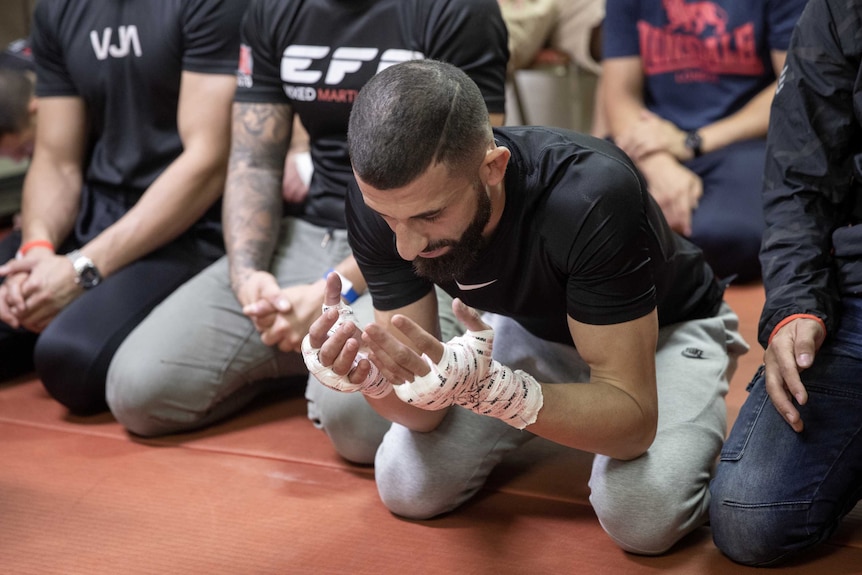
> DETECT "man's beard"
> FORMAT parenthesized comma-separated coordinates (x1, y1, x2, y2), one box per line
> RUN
(412, 183, 491, 284)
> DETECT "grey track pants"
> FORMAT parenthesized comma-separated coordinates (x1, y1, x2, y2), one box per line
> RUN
(373, 303, 747, 555)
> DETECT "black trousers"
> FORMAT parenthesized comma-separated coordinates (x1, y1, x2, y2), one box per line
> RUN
(0, 229, 222, 414)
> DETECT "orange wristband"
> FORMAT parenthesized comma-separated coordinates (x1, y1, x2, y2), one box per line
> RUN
(16, 239, 55, 260)
(768, 313, 827, 346)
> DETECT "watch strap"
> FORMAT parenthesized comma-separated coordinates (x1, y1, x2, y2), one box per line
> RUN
(685, 130, 703, 158)
(66, 249, 102, 289)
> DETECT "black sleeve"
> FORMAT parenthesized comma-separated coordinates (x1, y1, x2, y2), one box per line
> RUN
(542, 146, 657, 326)
(181, 0, 248, 74)
(31, 0, 76, 97)
(234, 0, 289, 104)
(758, 0, 862, 347)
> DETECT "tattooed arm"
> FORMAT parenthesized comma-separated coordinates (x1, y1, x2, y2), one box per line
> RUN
(224, 101, 369, 352)
(223, 101, 292, 302)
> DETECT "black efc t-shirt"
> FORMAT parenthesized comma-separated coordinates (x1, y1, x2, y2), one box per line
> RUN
(235, 0, 509, 230)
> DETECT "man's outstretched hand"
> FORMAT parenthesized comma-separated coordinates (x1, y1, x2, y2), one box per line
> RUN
(301, 272, 390, 397)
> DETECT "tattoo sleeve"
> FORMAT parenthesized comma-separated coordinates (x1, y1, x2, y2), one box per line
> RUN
(223, 102, 292, 294)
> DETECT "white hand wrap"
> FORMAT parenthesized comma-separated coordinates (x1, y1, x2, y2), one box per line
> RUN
(301, 302, 393, 399)
(394, 329, 543, 429)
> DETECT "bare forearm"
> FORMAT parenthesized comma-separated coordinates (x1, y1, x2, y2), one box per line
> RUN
(83, 148, 228, 276)
(605, 92, 644, 140)
(367, 392, 448, 432)
(698, 81, 775, 154)
(530, 380, 656, 460)
(20, 156, 82, 247)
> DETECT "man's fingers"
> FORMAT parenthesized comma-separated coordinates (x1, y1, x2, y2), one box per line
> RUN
(324, 272, 343, 307)
(0, 258, 33, 277)
(390, 313, 445, 358)
(763, 359, 804, 433)
(319, 322, 363, 375)
(451, 298, 490, 332)
(243, 298, 277, 318)
(308, 307, 340, 348)
(793, 320, 824, 370)
(363, 323, 430, 381)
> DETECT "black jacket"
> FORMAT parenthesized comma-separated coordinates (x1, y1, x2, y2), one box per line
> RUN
(759, 0, 862, 348)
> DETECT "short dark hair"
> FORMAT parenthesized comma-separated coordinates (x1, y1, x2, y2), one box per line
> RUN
(348, 59, 493, 189)
(0, 67, 33, 136)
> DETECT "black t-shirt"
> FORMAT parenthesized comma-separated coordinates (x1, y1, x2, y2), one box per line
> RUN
(31, 0, 246, 239)
(235, 0, 509, 230)
(348, 127, 723, 345)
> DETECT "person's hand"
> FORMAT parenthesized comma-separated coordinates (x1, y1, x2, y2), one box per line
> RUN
(0, 253, 83, 332)
(362, 297, 488, 384)
(301, 273, 391, 397)
(638, 154, 702, 236)
(617, 110, 689, 162)
(236, 270, 295, 346)
(244, 280, 325, 352)
(763, 317, 826, 433)
(282, 151, 310, 204)
(365, 299, 543, 428)
(0, 264, 29, 328)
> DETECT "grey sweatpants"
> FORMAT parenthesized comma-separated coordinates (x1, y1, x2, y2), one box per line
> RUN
(106, 217, 459, 464)
(373, 303, 747, 555)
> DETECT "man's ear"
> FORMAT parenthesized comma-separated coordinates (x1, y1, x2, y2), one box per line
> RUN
(481, 145, 510, 187)
(27, 96, 38, 116)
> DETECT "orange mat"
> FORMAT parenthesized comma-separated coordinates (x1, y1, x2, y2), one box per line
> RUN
(1, 284, 861, 574)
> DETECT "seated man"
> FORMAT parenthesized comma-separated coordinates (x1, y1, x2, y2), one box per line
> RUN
(600, 0, 807, 282)
(0, 0, 246, 408)
(105, 0, 508, 464)
(304, 59, 748, 554)
(710, 0, 862, 565)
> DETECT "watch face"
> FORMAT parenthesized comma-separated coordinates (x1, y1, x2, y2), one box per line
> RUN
(78, 264, 101, 288)
(685, 131, 702, 152)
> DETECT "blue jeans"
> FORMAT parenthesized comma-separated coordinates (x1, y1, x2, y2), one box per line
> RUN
(710, 298, 862, 566)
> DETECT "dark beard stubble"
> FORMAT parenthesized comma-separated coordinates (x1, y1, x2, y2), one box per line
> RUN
(412, 183, 492, 284)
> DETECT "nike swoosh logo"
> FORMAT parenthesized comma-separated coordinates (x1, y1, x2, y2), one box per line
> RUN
(455, 279, 499, 291)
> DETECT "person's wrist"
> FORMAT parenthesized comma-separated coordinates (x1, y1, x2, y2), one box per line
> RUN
(16, 239, 55, 260)
(768, 314, 826, 346)
(684, 130, 703, 160)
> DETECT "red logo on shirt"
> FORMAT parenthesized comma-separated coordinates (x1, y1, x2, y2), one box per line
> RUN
(237, 44, 253, 88)
(639, 0, 764, 81)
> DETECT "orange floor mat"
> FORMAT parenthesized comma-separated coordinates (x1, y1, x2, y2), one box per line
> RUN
(1, 284, 861, 574)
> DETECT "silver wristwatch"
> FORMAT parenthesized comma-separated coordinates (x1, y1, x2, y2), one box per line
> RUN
(66, 249, 102, 289)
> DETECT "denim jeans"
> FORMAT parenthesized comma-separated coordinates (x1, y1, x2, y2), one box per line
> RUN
(710, 297, 862, 566)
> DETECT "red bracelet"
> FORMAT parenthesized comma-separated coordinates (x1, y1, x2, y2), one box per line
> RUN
(16, 239, 55, 259)
(768, 313, 827, 346)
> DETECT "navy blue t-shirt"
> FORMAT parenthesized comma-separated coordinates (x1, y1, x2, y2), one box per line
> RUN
(603, 0, 806, 131)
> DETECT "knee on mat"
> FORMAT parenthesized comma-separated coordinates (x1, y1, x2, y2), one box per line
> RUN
(374, 453, 460, 520)
(316, 410, 384, 465)
(590, 477, 695, 555)
(106, 361, 188, 437)
(709, 493, 814, 566)
(34, 330, 107, 415)
(306, 384, 387, 465)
